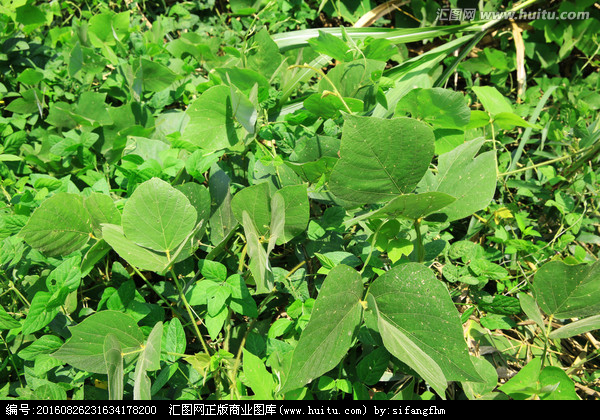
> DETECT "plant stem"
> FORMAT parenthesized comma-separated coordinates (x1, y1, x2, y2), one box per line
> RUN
(498, 146, 592, 177)
(131, 266, 180, 317)
(0, 332, 23, 387)
(413, 218, 425, 263)
(0, 272, 30, 308)
(169, 268, 211, 356)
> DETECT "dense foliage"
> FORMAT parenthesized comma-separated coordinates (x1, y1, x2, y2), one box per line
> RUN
(1, 0, 599, 400)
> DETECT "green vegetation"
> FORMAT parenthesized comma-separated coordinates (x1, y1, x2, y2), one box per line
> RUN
(1, 0, 599, 400)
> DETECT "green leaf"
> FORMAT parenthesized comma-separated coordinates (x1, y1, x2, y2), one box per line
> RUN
(184, 353, 211, 377)
(121, 178, 197, 253)
(549, 315, 600, 339)
(375, 303, 448, 399)
(22, 292, 59, 335)
(18, 335, 63, 361)
(15, 4, 46, 29)
(246, 28, 284, 79)
(185, 150, 223, 182)
(102, 224, 172, 273)
(368, 263, 481, 384)
(227, 274, 258, 317)
(84, 193, 121, 238)
(232, 183, 309, 244)
(395, 88, 470, 129)
(461, 356, 499, 400)
(0, 305, 20, 330)
(137, 58, 178, 93)
(231, 182, 271, 237)
(273, 184, 309, 244)
(307, 30, 352, 62)
(303, 93, 363, 119)
(198, 260, 228, 282)
(52, 311, 145, 374)
(480, 314, 516, 330)
(267, 192, 285, 257)
(34, 384, 68, 400)
(472, 86, 513, 115)
(329, 115, 434, 205)
(133, 357, 151, 400)
(318, 60, 384, 112)
(182, 85, 240, 152)
(133, 321, 163, 400)
(88, 11, 129, 47)
(208, 164, 237, 246)
(356, 347, 390, 386)
(421, 138, 496, 221)
(104, 334, 124, 400)
(242, 211, 273, 294)
(165, 318, 186, 362)
(533, 260, 600, 318)
(142, 322, 163, 371)
(243, 348, 275, 399)
(72, 92, 113, 127)
(346, 192, 456, 225)
(20, 193, 93, 257)
(499, 358, 579, 400)
(493, 112, 539, 129)
(519, 292, 545, 330)
(281, 264, 363, 393)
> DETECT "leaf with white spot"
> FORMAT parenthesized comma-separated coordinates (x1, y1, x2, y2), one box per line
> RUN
(368, 263, 482, 386)
(533, 260, 600, 319)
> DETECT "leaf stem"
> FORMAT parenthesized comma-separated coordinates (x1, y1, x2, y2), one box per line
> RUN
(287, 64, 353, 113)
(541, 314, 554, 369)
(360, 221, 385, 275)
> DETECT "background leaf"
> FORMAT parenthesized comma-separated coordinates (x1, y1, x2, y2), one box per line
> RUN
(20, 193, 93, 257)
(329, 115, 434, 205)
(182, 85, 240, 152)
